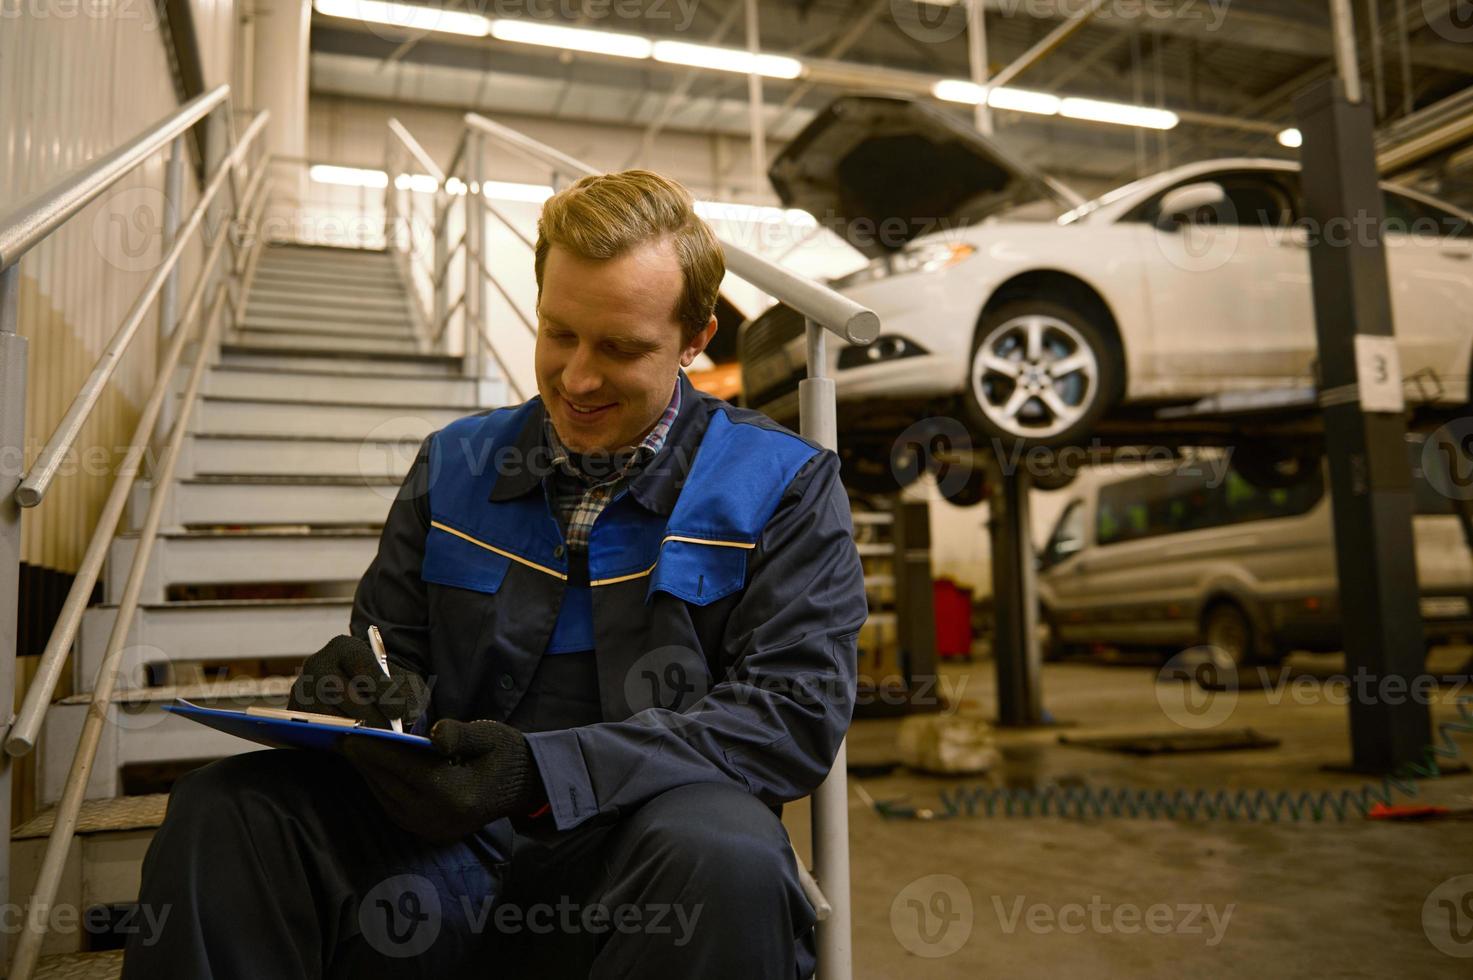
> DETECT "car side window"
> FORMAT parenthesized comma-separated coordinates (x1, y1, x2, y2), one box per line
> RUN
(1127, 170, 1298, 228)
(1041, 500, 1086, 566)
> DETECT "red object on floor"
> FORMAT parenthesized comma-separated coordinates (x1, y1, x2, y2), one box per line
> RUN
(1367, 803, 1451, 821)
(933, 578, 974, 659)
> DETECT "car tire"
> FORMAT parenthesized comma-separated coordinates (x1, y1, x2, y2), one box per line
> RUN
(965, 300, 1121, 449)
(1201, 602, 1259, 668)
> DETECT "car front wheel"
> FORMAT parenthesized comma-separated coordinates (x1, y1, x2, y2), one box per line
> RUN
(965, 300, 1119, 447)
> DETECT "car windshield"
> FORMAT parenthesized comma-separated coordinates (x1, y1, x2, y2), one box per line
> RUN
(1057, 177, 1154, 225)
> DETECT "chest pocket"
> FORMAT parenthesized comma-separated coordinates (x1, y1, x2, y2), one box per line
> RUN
(422, 524, 514, 594)
(646, 538, 751, 606)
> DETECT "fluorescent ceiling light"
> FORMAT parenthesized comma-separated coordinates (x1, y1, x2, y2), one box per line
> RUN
(483, 180, 555, 203)
(988, 86, 1061, 115)
(1059, 97, 1179, 130)
(490, 20, 652, 58)
(1277, 127, 1303, 148)
(394, 173, 439, 193)
(312, 0, 489, 37)
(932, 80, 1074, 117)
(932, 79, 986, 105)
(310, 165, 388, 188)
(652, 40, 803, 79)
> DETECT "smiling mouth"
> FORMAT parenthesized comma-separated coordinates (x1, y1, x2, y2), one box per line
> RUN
(564, 398, 615, 418)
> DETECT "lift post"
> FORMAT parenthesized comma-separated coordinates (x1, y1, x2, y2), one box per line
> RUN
(1294, 77, 1432, 771)
(987, 458, 1045, 725)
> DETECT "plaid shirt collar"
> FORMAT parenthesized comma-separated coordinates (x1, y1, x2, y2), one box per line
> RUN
(543, 377, 682, 487)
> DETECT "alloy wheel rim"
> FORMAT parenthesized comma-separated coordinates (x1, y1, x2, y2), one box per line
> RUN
(972, 314, 1099, 440)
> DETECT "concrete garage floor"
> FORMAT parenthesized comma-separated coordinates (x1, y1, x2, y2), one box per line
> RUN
(843, 645, 1473, 979)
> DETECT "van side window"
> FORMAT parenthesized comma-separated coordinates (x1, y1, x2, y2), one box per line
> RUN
(1042, 500, 1086, 566)
(1096, 466, 1323, 546)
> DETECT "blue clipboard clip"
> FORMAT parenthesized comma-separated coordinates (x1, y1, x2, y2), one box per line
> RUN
(163, 699, 434, 754)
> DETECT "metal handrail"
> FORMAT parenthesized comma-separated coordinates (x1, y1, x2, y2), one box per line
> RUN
(401, 111, 876, 980)
(460, 112, 880, 346)
(14, 110, 270, 507)
(0, 87, 270, 979)
(0, 85, 229, 270)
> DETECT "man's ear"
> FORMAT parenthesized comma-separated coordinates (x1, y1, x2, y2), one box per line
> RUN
(679, 316, 720, 367)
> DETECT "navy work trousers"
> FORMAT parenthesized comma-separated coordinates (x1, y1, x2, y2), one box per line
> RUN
(120, 749, 817, 979)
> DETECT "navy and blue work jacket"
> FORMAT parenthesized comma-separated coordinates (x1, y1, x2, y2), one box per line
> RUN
(349, 370, 868, 833)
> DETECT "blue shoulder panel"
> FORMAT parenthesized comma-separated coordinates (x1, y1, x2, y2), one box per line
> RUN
(666, 408, 820, 545)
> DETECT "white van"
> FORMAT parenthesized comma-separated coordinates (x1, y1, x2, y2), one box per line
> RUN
(1035, 438, 1473, 664)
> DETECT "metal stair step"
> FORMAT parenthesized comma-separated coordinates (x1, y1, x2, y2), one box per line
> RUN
(225, 329, 419, 354)
(237, 316, 417, 340)
(192, 395, 466, 438)
(12, 797, 169, 963)
(201, 365, 479, 407)
(217, 344, 462, 376)
(246, 286, 411, 312)
(105, 529, 380, 603)
(253, 267, 405, 291)
(40, 679, 293, 804)
(245, 299, 411, 323)
(75, 598, 351, 694)
(126, 475, 398, 530)
(179, 433, 423, 479)
(260, 245, 394, 268)
(247, 278, 407, 303)
(33, 951, 124, 979)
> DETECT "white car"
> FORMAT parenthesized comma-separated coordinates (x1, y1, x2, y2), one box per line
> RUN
(740, 95, 1473, 491)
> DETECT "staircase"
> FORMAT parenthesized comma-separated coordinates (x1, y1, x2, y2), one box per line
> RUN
(16, 243, 501, 974)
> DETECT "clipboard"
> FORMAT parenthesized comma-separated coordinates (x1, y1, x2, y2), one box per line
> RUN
(163, 699, 434, 753)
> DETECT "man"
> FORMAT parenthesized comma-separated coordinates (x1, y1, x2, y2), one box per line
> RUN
(123, 169, 867, 979)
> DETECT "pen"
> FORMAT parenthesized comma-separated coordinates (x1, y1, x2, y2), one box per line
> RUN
(366, 625, 404, 734)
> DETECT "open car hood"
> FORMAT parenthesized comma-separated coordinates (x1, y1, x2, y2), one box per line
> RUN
(769, 94, 1080, 258)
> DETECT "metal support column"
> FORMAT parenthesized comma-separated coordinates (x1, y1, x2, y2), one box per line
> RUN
(463, 135, 483, 379)
(799, 318, 851, 980)
(744, 0, 767, 199)
(0, 264, 25, 966)
(1293, 71, 1431, 770)
(988, 461, 1043, 725)
(967, 0, 991, 134)
(893, 500, 939, 693)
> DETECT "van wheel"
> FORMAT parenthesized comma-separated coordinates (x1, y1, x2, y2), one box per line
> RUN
(1202, 603, 1258, 667)
(965, 300, 1120, 448)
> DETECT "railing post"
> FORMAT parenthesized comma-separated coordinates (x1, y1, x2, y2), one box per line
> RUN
(463, 134, 483, 379)
(798, 317, 852, 980)
(0, 263, 26, 970)
(432, 187, 448, 353)
(158, 135, 185, 350)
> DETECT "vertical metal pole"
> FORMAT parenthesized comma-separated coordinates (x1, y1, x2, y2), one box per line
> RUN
(1396, 0, 1413, 116)
(0, 264, 26, 970)
(799, 318, 852, 980)
(967, 0, 992, 134)
(988, 460, 1043, 725)
(433, 189, 448, 352)
(1329, 0, 1364, 105)
(744, 0, 767, 200)
(1294, 76, 1431, 771)
(1365, 0, 1386, 120)
(463, 135, 483, 379)
(158, 136, 186, 349)
(383, 144, 398, 250)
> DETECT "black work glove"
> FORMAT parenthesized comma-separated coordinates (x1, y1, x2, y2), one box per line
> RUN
(340, 718, 548, 843)
(287, 634, 428, 730)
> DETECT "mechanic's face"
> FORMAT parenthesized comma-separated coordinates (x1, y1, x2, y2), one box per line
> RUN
(536, 239, 715, 455)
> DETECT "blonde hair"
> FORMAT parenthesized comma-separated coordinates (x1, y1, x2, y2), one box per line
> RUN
(534, 169, 724, 345)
